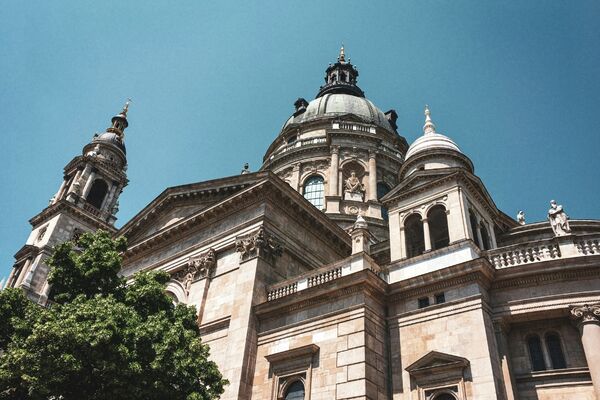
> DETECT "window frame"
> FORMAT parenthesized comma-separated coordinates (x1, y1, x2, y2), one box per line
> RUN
(302, 175, 325, 210)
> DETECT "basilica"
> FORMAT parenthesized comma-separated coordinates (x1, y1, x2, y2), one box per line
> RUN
(5, 47, 600, 400)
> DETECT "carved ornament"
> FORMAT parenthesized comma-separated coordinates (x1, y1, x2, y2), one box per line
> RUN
(570, 304, 600, 325)
(172, 248, 217, 295)
(235, 227, 283, 261)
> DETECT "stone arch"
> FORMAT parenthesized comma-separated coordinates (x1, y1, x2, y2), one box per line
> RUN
(428, 204, 450, 250)
(277, 376, 306, 400)
(86, 178, 109, 209)
(302, 174, 325, 209)
(401, 209, 424, 224)
(404, 213, 425, 258)
(165, 280, 187, 303)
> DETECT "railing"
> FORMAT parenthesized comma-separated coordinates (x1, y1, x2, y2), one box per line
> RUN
(81, 202, 102, 218)
(486, 234, 600, 269)
(278, 137, 327, 154)
(575, 236, 600, 255)
(307, 266, 342, 288)
(266, 253, 379, 302)
(267, 281, 298, 301)
(332, 122, 376, 134)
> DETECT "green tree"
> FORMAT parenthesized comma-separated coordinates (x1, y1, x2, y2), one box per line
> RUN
(0, 230, 227, 400)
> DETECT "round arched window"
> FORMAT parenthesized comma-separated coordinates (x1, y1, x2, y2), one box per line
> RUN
(303, 175, 324, 209)
(284, 380, 305, 400)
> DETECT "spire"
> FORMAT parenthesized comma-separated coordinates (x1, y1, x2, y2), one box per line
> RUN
(423, 105, 437, 135)
(338, 44, 346, 63)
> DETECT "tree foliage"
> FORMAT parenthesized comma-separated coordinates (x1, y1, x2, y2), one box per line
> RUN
(0, 230, 227, 400)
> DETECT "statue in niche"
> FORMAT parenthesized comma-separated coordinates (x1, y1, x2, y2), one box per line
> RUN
(548, 200, 571, 236)
(517, 210, 525, 225)
(344, 171, 364, 201)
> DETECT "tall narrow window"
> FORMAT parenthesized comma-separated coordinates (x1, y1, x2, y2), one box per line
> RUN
(404, 214, 425, 258)
(377, 182, 391, 220)
(527, 335, 546, 371)
(87, 179, 109, 209)
(546, 333, 567, 369)
(469, 211, 481, 248)
(303, 175, 324, 209)
(480, 221, 491, 250)
(285, 380, 305, 400)
(428, 205, 450, 250)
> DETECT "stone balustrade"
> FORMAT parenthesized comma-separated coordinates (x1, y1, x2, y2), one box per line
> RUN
(486, 234, 600, 269)
(332, 121, 376, 134)
(266, 253, 380, 302)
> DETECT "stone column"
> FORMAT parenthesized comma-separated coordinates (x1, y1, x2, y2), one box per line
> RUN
(15, 257, 33, 288)
(81, 170, 97, 199)
(330, 146, 340, 196)
(422, 218, 432, 252)
(101, 184, 119, 212)
(68, 167, 85, 194)
(571, 304, 600, 398)
(494, 321, 518, 400)
(368, 151, 377, 201)
(54, 177, 68, 203)
(290, 163, 301, 192)
(475, 216, 484, 249)
(5, 265, 17, 288)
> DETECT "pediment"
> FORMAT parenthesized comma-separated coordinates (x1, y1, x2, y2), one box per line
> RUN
(383, 169, 459, 203)
(406, 351, 469, 375)
(119, 172, 267, 245)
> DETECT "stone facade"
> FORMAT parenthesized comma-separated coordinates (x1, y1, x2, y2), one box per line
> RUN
(6, 49, 600, 400)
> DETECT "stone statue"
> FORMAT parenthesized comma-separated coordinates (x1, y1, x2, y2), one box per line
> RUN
(517, 210, 525, 225)
(48, 195, 56, 206)
(183, 269, 195, 295)
(87, 144, 101, 157)
(241, 163, 250, 174)
(72, 181, 81, 195)
(344, 171, 365, 201)
(548, 200, 571, 236)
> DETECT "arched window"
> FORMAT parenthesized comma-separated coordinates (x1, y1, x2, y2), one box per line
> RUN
(303, 175, 324, 209)
(377, 182, 391, 220)
(469, 211, 481, 248)
(546, 333, 567, 369)
(404, 214, 425, 258)
(86, 179, 109, 209)
(428, 205, 450, 250)
(433, 394, 456, 400)
(284, 380, 305, 400)
(480, 221, 491, 250)
(527, 335, 546, 371)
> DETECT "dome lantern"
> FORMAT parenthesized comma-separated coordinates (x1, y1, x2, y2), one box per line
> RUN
(316, 45, 364, 98)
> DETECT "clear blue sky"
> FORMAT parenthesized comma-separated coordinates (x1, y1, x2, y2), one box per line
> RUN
(1, 1, 599, 281)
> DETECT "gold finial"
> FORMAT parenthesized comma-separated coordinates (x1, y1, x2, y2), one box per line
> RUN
(121, 98, 132, 116)
(423, 104, 436, 134)
(338, 44, 346, 63)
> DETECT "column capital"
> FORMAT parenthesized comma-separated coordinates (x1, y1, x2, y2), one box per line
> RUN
(331, 145, 340, 155)
(570, 304, 600, 326)
(368, 149, 377, 158)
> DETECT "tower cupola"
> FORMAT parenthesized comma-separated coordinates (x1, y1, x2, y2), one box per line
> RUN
(316, 45, 364, 98)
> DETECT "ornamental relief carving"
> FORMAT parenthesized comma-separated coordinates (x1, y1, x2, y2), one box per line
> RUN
(277, 168, 293, 180)
(172, 248, 217, 295)
(301, 161, 328, 175)
(235, 227, 283, 261)
(570, 304, 600, 324)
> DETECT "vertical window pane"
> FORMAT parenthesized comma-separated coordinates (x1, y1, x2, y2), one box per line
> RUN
(303, 176, 324, 209)
(528, 335, 546, 371)
(546, 333, 567, 369)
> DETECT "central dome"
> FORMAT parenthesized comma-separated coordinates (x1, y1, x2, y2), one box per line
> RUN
(282, 93, 395, 133)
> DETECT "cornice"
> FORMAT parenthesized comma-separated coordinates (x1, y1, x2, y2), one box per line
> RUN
(122, 173, 351, 261)
(28, 199, 115, 232)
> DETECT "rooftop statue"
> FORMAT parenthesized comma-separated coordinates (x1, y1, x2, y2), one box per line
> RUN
(517, 210, 526, 225)
(548, 200, 571, 236)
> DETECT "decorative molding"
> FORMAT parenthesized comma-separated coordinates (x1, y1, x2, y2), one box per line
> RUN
(570, 304, 600, 325)
(235, 227, 283, 261)
(171, 248, 217, 295)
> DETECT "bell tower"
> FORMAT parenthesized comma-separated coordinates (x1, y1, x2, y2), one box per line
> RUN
(5, 102, 131, 304)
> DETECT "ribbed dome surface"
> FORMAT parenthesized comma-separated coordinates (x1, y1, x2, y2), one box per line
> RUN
(283, 93, 394, 132)
(93, 132, 126, 154)
(405, 132, 461, 160)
